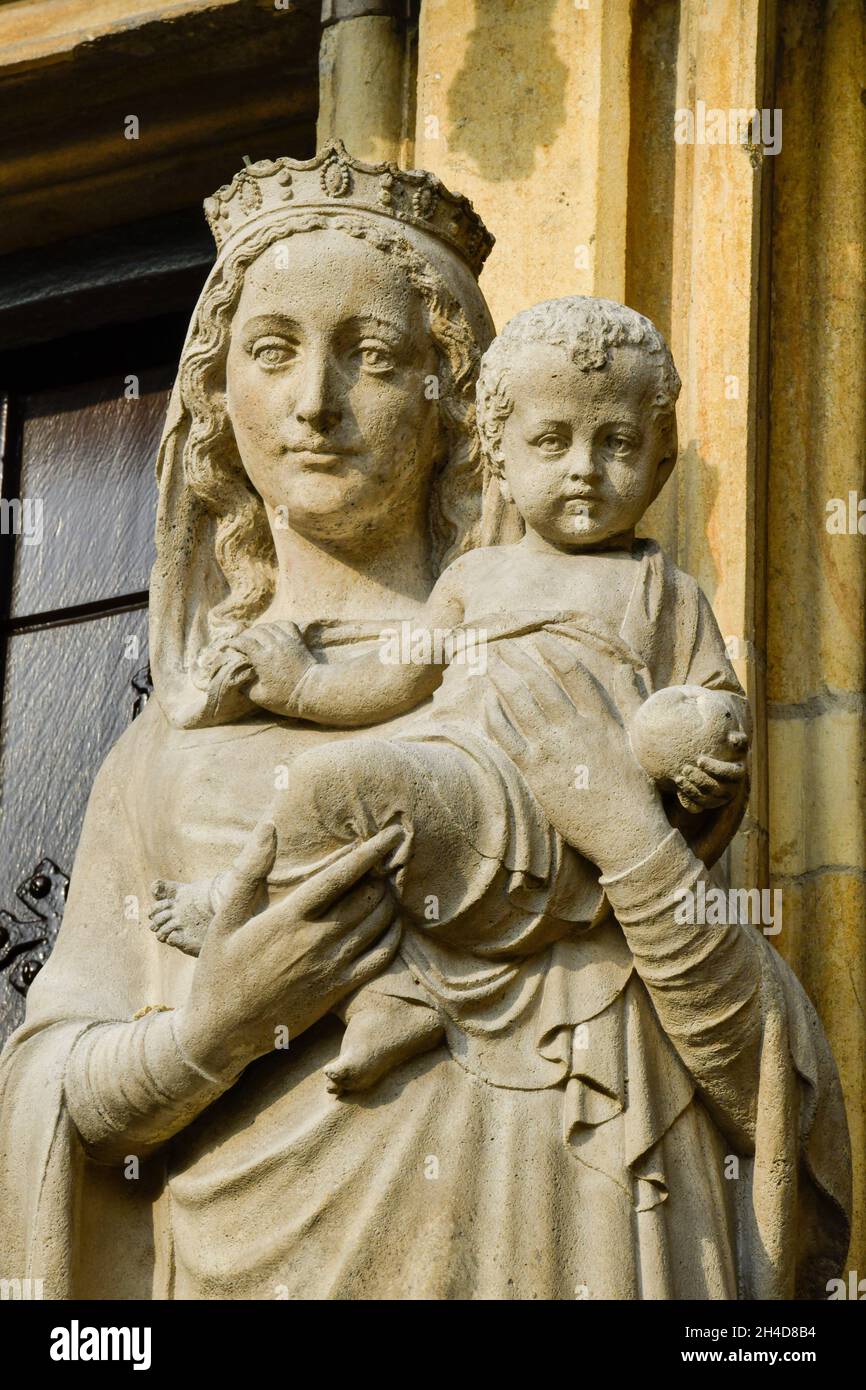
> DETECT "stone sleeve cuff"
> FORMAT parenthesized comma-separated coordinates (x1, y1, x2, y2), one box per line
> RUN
(599, 827, 703, 924)
(64, 1010, 235, 1162)
(599, 825, 762, 1118)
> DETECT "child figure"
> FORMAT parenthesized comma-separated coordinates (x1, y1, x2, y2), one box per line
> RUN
(150, 298, 750, 1095)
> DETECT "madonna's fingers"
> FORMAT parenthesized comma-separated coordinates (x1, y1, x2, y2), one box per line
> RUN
(289, 825, 404, 919)
(329, 878, 391, 929)
(558, 659, 620, 723)
(333, 894, 398, 963)
(210, 822, 278, 935)
(612, 664, 649, 718)
(342, 921, 403, 992)
(511, 633, 614, 725)
(484, 650, 546, 728)
(494, 642, 577, 727)
(481, 691, 529, 763)
(529, 629, 582, 675)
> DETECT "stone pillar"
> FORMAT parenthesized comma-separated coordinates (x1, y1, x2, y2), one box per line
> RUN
(766, 0, 866, 1274)
(318, 0, 414, 165)
(637, 0, 774, 898)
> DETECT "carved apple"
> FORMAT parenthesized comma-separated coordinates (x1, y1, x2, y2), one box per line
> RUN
(628, 684, 748, 787)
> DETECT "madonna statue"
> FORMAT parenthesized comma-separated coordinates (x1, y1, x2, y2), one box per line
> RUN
(0, 146, 850, 1300)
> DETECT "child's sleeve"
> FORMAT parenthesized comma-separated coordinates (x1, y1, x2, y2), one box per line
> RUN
(288, 568, 467, 728)
(685, 587, 752, 736)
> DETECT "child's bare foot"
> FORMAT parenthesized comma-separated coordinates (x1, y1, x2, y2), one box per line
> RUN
(324, 1002, 444, 1094)
(149, 879, 213, 956)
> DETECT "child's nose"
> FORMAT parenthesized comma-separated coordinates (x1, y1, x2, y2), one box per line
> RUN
(567, 445, 597, 479)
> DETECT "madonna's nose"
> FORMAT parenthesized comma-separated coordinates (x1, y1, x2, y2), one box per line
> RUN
(295, 399, 342, 433)
(294, 356, 342, 433)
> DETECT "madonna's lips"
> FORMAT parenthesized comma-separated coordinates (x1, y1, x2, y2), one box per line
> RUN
(286, 443, 356, 468)
(293, 452, 347, 467)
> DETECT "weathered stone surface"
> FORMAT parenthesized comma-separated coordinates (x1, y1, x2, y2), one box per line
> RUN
(769, 707, 866, 877)
(0, 152, 851, 1299)
(772, 871, 866, 1275)
(415, 0, 631, 325)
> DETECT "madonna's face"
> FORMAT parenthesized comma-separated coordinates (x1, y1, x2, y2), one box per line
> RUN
(225, 227, 441, 549)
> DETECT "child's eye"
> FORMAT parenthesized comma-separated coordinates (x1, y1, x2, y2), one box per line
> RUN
(605, 432, 638, 455)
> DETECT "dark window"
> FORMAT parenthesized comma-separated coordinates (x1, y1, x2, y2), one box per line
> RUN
(0, 312, 191, 1039)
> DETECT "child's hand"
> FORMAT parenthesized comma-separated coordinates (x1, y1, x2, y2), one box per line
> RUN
(224, 621, 315, 716)
(628, 685, 750, 813)
(671, 741, 748, 812)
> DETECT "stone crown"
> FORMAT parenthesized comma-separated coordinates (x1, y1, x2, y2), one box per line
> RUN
(203, 141, 495, 277)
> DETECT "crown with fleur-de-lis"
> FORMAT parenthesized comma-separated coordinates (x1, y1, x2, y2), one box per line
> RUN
(203, 142, 495, 277)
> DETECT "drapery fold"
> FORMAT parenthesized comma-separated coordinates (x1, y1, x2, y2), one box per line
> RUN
(0, 692, 850, 1299)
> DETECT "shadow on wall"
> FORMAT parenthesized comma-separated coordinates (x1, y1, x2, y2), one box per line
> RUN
(676, 439, 722, 598)
(625, 0, 681, 345)
(626, 0, 683, 566)
(638, 437, 723, 602)
(444, 0, 567, 181)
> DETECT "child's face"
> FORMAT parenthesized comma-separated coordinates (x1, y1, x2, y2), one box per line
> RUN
(497, 342, 669, 549)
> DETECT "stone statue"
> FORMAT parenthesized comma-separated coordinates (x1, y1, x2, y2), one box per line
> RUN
(147, 297, 754, 1104)
(0, 146, 851, 1300)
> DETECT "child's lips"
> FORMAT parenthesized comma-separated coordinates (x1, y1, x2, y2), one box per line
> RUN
(563, 493, 598, 510)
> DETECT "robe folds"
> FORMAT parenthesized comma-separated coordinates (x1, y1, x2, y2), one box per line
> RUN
(0, 552, 851, 1299)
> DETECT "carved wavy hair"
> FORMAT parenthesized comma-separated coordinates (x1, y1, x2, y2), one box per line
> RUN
(476, 296, 682, 477)
(175, 211, 485, 685)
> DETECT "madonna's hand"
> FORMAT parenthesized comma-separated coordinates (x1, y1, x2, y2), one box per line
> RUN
(175, 822, 403, 1081)
(483, 635, 673, 878)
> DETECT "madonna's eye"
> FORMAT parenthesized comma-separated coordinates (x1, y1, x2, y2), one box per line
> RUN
(251, 338, 296, 369)
(357, 343, 396, 373)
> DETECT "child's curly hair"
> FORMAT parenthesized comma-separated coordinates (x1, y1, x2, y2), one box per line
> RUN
(476, 296, 681, 477)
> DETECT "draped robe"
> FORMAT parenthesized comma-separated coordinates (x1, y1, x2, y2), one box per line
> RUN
(0, 546, 851, 1299)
